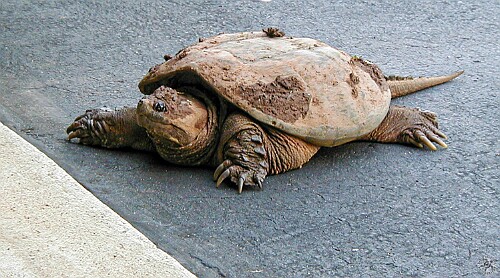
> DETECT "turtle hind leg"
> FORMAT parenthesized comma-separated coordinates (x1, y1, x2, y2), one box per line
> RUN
(359, 105, 448, 150)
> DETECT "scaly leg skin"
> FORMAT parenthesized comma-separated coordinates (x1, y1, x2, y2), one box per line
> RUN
(213, 113, 268, 193)
(66, 107, 155, 151)
(360, 105, 448, 150)
(213, 113, 320, 193)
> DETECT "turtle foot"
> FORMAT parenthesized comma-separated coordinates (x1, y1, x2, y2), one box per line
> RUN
(67, 108, 114, 146)
(213, 159, 267, 193)
(362, 105, 448, 151)
(213, 129, 269, 193)
(401, 109, 448, 151)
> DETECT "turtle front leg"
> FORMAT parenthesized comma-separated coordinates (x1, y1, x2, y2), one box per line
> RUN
(66, 107, 155, 151)
(213, 113, 319, 193)
(213, 113, 269, 193)
(360, 105, 448, 150)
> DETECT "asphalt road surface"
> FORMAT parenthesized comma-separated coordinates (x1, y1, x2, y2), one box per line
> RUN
(1, 0, 498, 277)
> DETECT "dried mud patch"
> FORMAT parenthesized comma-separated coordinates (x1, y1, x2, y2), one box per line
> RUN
(241, 75, 310, 123)
(350, 57, 389, 92)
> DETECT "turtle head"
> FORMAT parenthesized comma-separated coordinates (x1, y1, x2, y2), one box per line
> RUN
(136, 86, 209, 147)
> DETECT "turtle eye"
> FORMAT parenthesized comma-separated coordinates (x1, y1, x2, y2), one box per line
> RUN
(153, 101, 167, 112)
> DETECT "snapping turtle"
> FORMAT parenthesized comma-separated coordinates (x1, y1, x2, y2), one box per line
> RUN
(67, 29, 463, 193)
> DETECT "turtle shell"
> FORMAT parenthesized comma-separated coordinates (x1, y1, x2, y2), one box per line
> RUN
(139, 31, 391, 147)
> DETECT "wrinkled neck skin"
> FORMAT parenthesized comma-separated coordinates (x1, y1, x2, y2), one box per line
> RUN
(141, 87, 220, 166)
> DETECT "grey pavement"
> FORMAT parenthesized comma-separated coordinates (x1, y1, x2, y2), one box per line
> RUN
(0, 121, 195, 277)
(0, 0, 499, 277)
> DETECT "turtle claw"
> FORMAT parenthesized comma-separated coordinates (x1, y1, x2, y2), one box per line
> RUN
(402, 109, 448, 151)
(67, 128, 90, 140)
(66, 108, 114, 145)
(407, 137, 423, 149)
(216, 169, 230, 188)
(67, 111, 100, 145)
(238, 177, 244, 194)
(407, 129, 447, 151)
(213, 159, 232, 181)
(256, 177, 263, 189)
(416, 130, 437, 151)
(213, 160, 268, 193)
(427, 132, 448, 148)
(433, 137, 448, 148)
(363, 106, 449, 151)
(434, 129, 447, 140)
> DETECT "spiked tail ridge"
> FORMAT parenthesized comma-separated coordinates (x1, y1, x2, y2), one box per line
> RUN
(387, 70, 464, 99)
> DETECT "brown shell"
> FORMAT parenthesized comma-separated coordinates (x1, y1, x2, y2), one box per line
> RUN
(139, 31, 391, 147)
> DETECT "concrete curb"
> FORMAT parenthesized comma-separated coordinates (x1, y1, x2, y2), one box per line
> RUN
(0, 122, 196, 277)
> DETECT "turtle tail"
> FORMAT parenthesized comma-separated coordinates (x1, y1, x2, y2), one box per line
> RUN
(387, 70, 464, 99)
